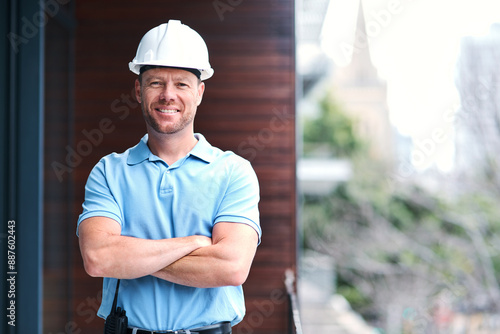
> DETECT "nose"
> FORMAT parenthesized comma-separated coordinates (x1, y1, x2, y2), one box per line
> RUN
(159, 83, 176, 102)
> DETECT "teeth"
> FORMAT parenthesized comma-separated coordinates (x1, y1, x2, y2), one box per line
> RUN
(158, 109, 178, 114)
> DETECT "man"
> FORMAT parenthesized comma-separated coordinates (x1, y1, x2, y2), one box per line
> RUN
(77, 20, 261, 334)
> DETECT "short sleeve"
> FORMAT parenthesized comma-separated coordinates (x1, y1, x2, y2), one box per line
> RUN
(76, 159, 123, 236)
(214, 157, 261, 243)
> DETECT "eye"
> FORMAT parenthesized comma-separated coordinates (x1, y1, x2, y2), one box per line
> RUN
(177, 82, 188, 88)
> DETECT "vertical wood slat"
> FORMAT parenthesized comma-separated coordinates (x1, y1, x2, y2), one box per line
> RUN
(72, 1, 296, 333)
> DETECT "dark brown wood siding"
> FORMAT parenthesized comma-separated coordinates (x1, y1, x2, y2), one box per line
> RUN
(70, 1, 296, 333)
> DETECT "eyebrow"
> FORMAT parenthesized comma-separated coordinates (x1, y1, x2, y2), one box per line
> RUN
(146, 75, 193, 83)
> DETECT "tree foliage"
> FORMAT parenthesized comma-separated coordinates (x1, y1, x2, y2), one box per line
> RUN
(302, 94, 365, 157)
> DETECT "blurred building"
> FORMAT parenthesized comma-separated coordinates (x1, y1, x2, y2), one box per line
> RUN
(297, 0, 395, 193)
(296, 0, 355, 196)
(296, 0, 333, 98)
(331, 1, 394, 164)
(455, 23, 500, 183)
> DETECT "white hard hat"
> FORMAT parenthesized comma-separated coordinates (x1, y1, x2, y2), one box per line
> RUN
(129, 20, 214, 80)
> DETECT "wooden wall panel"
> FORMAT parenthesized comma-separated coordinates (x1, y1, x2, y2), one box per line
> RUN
(72, 1, 296, 333)
(43, 15, 76, 333)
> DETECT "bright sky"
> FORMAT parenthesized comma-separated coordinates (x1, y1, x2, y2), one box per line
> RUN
(320, 0, 500, 171)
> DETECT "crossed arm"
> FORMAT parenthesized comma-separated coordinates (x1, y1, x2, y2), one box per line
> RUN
(78, 216, 259, 288)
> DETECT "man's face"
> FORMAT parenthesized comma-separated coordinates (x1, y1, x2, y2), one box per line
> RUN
(135, 67, 205, 136)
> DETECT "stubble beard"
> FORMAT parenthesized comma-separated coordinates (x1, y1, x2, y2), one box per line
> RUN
(141, 102, 195, 135)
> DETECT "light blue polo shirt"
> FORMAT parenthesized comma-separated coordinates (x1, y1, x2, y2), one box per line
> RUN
(77, 133, 261, 331)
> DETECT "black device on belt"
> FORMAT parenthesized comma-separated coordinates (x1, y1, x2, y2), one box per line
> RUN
(125, 321, 232, 334)
(104, 279, 128, 334)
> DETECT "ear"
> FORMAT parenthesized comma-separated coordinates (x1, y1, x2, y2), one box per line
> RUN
(135, 79, 142, 103)
(196, 82, 205, 106)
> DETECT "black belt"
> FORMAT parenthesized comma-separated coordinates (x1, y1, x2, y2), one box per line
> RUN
(126, 321, 231, 334)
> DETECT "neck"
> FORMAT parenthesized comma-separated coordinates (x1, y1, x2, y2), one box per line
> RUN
(147, 130, 198, 166)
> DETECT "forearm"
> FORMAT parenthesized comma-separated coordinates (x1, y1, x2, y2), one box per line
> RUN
(152, 244, 247, 288)
(83, 235, 207, 279)
(79, 217, 211, 279)
(152, 223, 259, 288)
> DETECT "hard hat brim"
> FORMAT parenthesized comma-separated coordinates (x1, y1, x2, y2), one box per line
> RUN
(129, 62, 214, 81)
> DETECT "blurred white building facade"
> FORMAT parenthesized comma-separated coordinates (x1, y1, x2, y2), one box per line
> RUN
(455, 23, 500, 184)
(330, 1, 394, 164)
(297, 0, 395, 196)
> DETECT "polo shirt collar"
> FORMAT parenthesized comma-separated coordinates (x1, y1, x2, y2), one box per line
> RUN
(127, 134, 217, 166)
(126, 135, 152, 165)
(189, 133, 217, 163)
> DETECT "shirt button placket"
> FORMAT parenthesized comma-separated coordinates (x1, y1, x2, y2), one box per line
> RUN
(160, 169, 173, 196)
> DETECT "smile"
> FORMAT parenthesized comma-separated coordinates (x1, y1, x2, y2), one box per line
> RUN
(156, 108, 179, 114)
